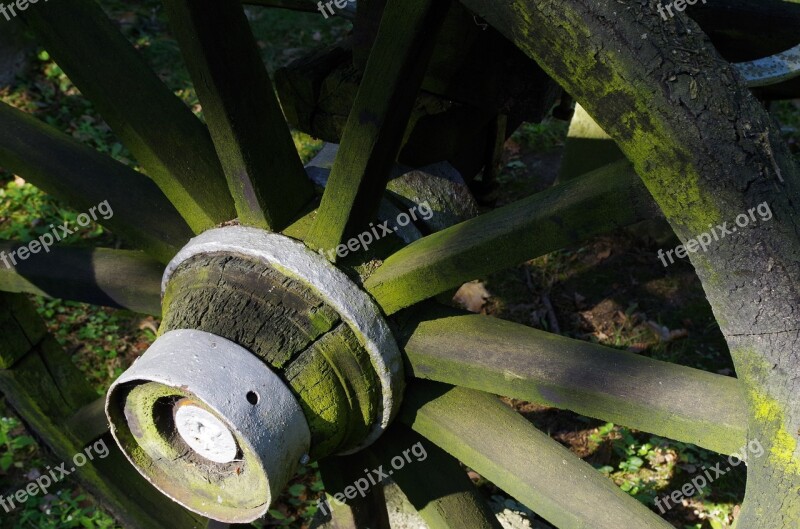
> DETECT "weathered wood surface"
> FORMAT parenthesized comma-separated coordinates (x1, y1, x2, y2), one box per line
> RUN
(21, 0, 235, 233)
(275, 47, 496, 178)
(400, 307, 747, 455)
(371, 425, 502, 529)
(318, 453, 392, 529)
(0, 102, 192, 262)
(365, 160, 659, 314)
(0, 244, 163, 316)
(353, 1, 559, 118)
(556, 103, 624, 184)
(276, 2, 561, 176)
(0, 291, 46, 369)
(164, 0, 314, 231)
(306, 0, 449, 252)
(458, 0, 800, 524)
(161, 254, 378, 458)
(0, 293, 210, 529)
(400, 382, 673, 529)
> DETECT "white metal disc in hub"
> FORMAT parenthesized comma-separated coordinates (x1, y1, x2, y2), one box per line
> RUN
(175, 401, 238, 464)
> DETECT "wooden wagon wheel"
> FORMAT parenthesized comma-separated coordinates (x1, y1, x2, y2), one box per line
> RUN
(0, 0, 799, 528)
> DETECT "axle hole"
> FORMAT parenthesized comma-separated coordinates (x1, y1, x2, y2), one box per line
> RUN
(246, 391, 259, 405)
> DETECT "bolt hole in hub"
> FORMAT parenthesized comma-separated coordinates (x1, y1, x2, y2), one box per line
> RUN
(246, 391, 260, 405)
(106, 228, 403, 522)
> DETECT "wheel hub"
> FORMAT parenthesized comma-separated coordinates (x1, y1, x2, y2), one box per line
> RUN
(105, 227, 404, 522)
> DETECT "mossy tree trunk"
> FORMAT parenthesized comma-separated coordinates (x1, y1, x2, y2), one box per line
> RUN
(460, 0, 800, 525)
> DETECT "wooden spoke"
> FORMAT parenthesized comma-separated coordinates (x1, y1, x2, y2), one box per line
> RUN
(318, 453, 392, 529)
(459, 2, 800, 524)
(370, 424, 502, 529)
(399, 307, 747, 455)
(365, 160, 657, 314)
(557, 104, 623, 184)
(400, 382, 674, 529)
(0, 102, 192, 263)
(0, 293, 207, 529)
(305, 0, 449, 253)
(163, 0, 314, 231)
(0, 244, 162, 316)
(21, 0, 235, 233)
(66, 397, 109, 447)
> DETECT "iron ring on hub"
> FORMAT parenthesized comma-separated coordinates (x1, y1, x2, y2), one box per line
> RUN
(106, 329, 310, 522)
(161, 226, 405, 451)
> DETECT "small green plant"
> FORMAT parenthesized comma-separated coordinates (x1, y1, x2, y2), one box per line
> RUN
(510, 119, 569, 153)
(589, 423, 676, 502)
(15, 489, 120, 529)
(260, 462, 324, 527)
(0, 416, 37, 472)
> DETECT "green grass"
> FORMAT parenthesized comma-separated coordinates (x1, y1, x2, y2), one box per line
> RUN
(0, 413, 121, 529)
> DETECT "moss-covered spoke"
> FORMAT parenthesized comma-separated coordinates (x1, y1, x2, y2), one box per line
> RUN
(0, 293, 206, 528)
(457, 0, 800, 524)
(318, 453, 392, 529)
(305, 0, 449, 253)
(0, 102, 192, 263)
(370, 424, 502, 529)
(364, 160, 657, 315)
(399, 307, 747, 455)
(163, 0, 315, 231)
(400, 382, 674, 529)
(0, 244, 163, 316)
(21, 0, 235, 233)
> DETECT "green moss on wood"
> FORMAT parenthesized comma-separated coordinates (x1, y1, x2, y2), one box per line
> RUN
(365, 159, 655, 314)
(0, 295, 205, 529)
(401, 309, 747, 455)
(163, 0, 314, 231)
(109, 382, 268, 521)
(23, 0, 236, 233)
(161, 253, 381, 457)
(399, 382, 673, 529)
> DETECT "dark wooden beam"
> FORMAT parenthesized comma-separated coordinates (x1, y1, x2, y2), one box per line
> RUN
(21, 0, 235, 232)
(400, 307, 747, 455)
(0, 102, 192, 263)
(364, 160, 658, 314)
(0, 244, 163, 316)
(164, 0, 314, 231)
